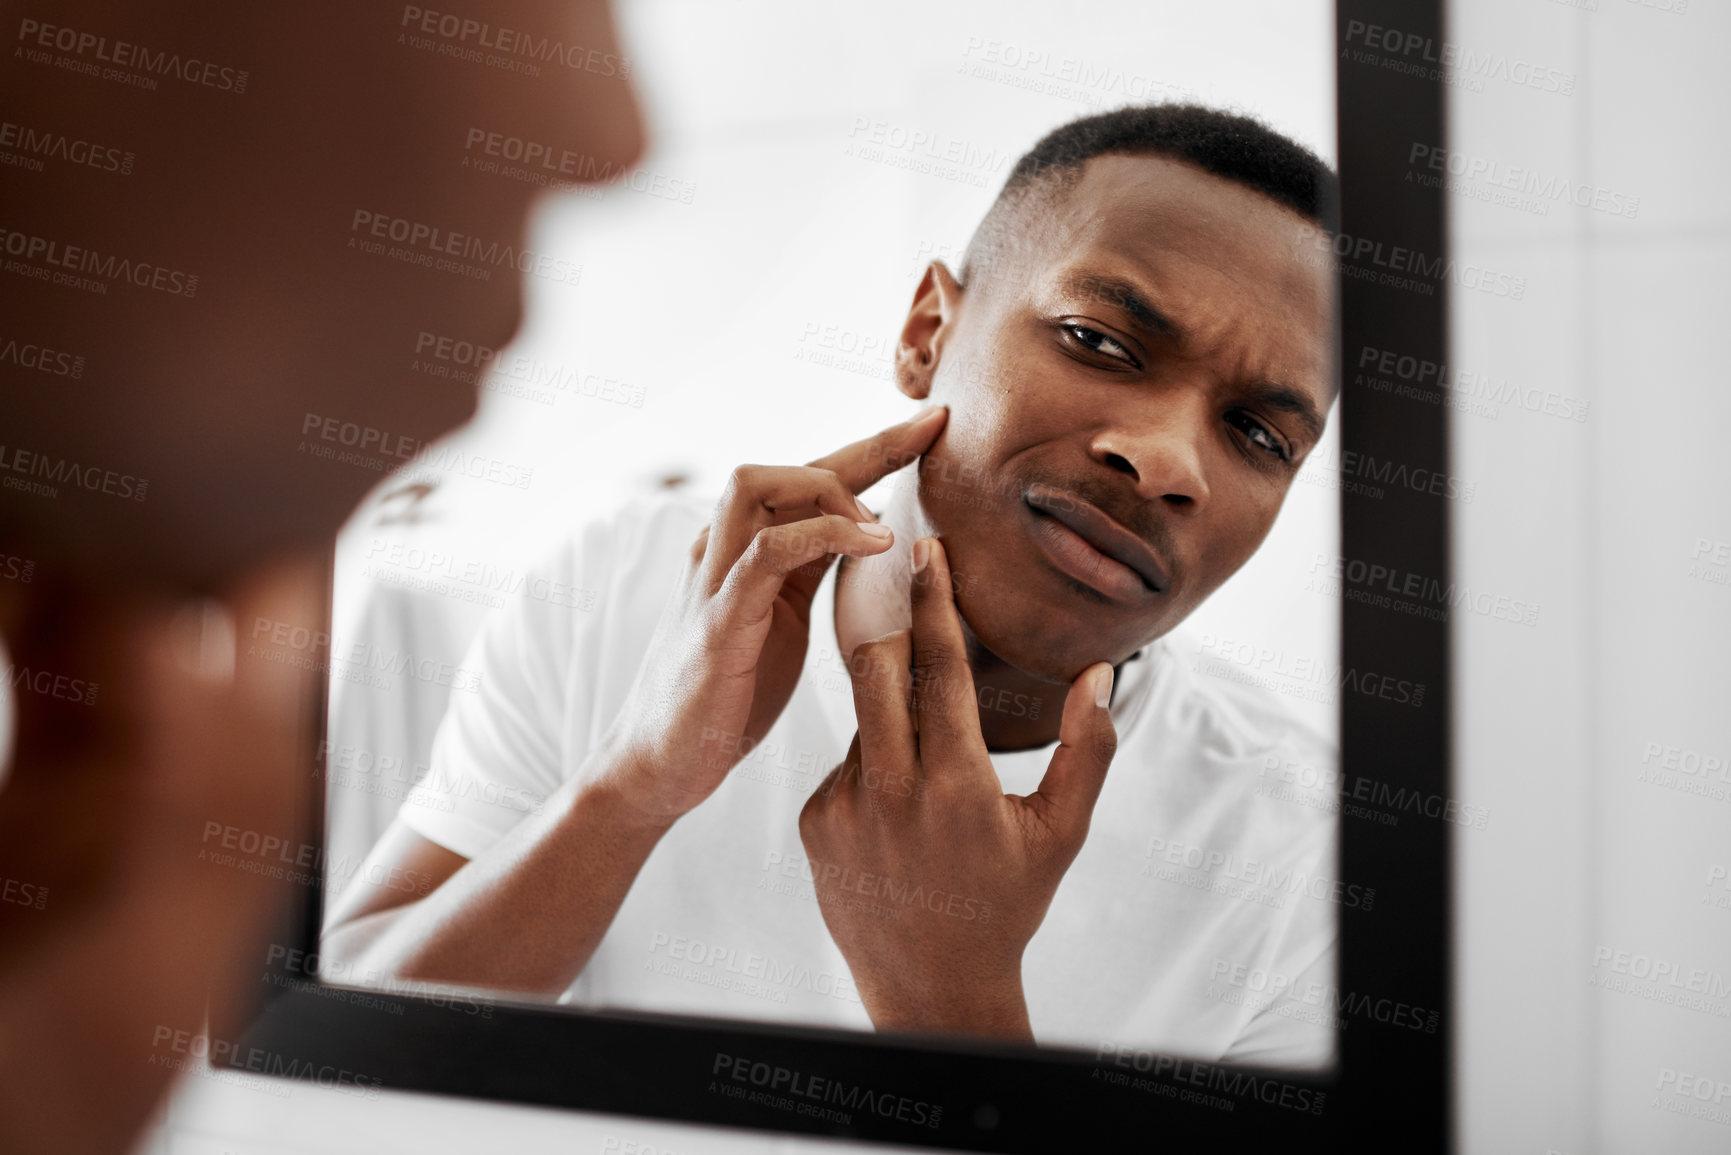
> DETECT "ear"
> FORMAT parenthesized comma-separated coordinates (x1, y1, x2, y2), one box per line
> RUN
(895, 261, 964, 402)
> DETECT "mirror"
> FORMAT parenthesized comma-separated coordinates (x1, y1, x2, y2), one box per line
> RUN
(306, 0, 1343, 1071)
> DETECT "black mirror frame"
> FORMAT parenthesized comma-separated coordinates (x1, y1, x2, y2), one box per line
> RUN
(228, 2, 1453, 1149)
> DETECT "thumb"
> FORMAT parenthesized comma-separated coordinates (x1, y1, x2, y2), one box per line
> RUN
(1030, 663, 1118, 842)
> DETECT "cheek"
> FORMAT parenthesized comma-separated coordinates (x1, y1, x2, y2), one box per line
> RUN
(928, 353, 1059, 479)
(1190, 488, 1286, 590)
(932, 404, 1002, 476)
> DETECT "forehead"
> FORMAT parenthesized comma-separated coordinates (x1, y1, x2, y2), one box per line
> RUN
(1015, 153, 1334, 388)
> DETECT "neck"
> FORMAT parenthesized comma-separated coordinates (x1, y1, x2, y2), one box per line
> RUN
(833, 485, 1070, 751)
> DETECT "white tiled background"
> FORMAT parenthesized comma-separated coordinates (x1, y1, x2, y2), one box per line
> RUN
(1450, 1, 1731, 1153)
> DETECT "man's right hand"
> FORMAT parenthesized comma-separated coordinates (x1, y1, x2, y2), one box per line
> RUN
(598, 406, 948, 826)
(322, 406, 949, 996)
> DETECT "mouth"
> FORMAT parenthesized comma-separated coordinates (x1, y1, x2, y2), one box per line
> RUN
(1023, 484, 1169, 602)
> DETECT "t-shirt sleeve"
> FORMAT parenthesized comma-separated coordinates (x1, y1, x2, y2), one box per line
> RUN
(394, 520, 609, 859)
(394, 496, 709, 860)
(1197, 678, 1343, 1073)
(1211, 704, 1342, 1072)
(1216, 867, 1339, 1070)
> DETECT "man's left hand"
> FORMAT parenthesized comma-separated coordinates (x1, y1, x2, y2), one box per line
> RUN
(797, 536, 1117, 1041)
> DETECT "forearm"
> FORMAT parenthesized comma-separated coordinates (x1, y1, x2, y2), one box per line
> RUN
(339, 770, 672, 996)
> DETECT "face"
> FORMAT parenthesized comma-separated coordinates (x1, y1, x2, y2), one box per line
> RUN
(895, 155, 1335, 683)
(1, 1, 644, 586)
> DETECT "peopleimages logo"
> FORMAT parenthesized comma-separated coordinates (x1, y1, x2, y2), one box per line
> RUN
(1300, 445, 1476, 503)
(956, 35, 1215, 109)
(0, 120, 135, 174)
(150, 1027, 381, 1099)
(6, 663, 99, 706)
(1259, 754, 1491, 831)
(0, 334, 85, 378)
(759, 850, 990, 921)
(711, 1053, 943, 1129)
(1302, 229, 1527, 299)
(1408, 143, 1640, 219)
(0, 443, 148, 502)
(1191, 632, 1427, 708)
(398, 6, 630, 78)
(299, 411, 535, 492)
(348, 209, 582, 286)
(1094, 1044, 1327, 1115)
(1342, 19, 1576, 95)
(1141, 835, 1376, 910)
(0, 227, 198, 297)
(1591, 945, 1731, 1002)
(15, 18, 250, 93)
(1207, 958, 1442, 1034)
(1307, 551, 1541, 627)
(1356, 344, 1590, 422)
(462, 127, 694, 203)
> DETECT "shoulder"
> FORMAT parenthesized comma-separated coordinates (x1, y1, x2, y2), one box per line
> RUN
(1139, 634, 1336, 775)
(499, 492, 713, 622)
(539, 491, 714, 582)
(461, 491, 714, 665)
(1124, 633, 1339, 853)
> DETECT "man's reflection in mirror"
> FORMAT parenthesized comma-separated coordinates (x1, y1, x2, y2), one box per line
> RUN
(323, 105, 1341, 1067)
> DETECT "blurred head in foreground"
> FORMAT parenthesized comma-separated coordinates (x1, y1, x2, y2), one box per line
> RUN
(1, 1, 645, 589)
(0, 6, 644, 1154)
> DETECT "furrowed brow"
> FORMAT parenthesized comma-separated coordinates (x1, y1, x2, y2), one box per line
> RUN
(1246, 381, 1326, 444)
(1060, 273, 1183, 343)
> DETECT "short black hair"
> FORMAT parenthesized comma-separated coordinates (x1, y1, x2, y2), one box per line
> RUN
(961, 103, 1337, 286)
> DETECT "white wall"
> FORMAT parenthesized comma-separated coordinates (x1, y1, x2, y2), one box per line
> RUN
(1448, 1, 1731, 1153)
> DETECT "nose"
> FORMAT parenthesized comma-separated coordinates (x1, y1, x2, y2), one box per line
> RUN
(549, 0, 649, 177)
(577, 78, 648, 175)
(1089, 387, 1211, 513)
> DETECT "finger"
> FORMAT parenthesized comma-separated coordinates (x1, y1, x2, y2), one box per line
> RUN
(1027, 663, 1118, 847)
(805, 404, 948, 495)
(711, 513, 892, 635)
(804, 732, 864, 814)
(846, 630, 917, 790)
(907, 537, 990, 774)
(702, 464, 886, 593)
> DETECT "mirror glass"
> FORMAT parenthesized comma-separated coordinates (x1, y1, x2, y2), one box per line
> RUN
(311, 0, 1343, 1071)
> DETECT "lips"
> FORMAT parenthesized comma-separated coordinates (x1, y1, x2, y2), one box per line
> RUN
(1024, 483, 1169, 599)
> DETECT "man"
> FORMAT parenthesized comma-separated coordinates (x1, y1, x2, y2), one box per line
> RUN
(323, 104, 1342, 1066)
(0, 4, 643, 1153)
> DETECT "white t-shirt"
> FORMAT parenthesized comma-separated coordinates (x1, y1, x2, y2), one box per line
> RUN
(397, 495, 1341, 1068)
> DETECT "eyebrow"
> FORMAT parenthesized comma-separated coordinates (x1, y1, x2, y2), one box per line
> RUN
(1057, 270, 1327, 447)
(1243, 381, 1326, 445)
(1058, 272, 1185, 343)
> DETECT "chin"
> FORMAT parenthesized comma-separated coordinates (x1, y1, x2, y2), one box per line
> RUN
(952, 586, 1118, 686)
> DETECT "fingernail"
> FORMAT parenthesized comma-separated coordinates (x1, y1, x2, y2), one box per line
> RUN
(854, 497, 877, 522)
(911, 537, 931, 574)
(1093, 664, 1114, 709)
(858, 521, 892, 539)
(912, 403, 946, 422)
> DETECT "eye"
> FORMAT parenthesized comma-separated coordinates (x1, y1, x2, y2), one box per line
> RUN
(1226, 410, 1291, 463)
(1060, 322, 1139, 368)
